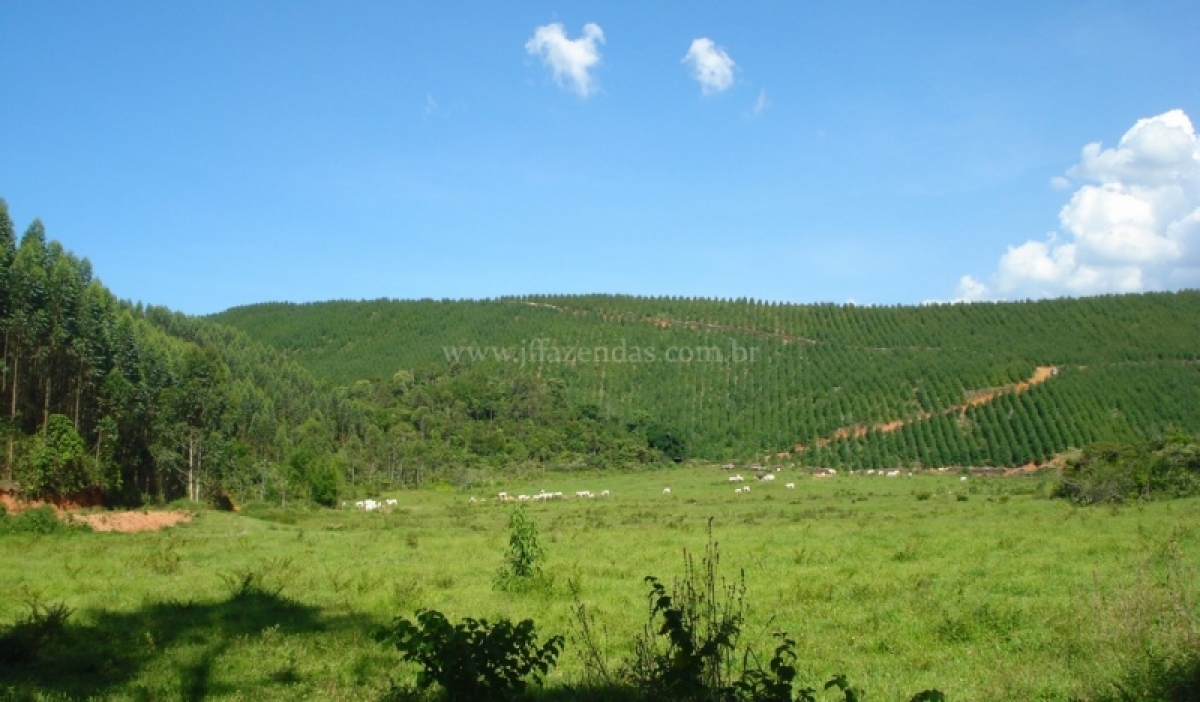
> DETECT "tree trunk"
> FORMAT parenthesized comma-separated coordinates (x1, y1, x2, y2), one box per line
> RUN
(7, 355, 17, 480)
(187, 434, 196, 502)
(42, 371, 51, 433)
(73, 363, 83, 431)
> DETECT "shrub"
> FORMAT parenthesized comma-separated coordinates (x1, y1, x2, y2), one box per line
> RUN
(0, 599, 73, 665)
(378, 609, 564, 701)
(0, 505, 88, 535)
(495, 506, 550, 592)
(613, 520, 944, 702)
(1056, 435, 1200, 504)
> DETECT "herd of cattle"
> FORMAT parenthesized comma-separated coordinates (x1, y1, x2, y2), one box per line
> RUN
(345, 467, 970, 509)
(344, 498, 398, 511)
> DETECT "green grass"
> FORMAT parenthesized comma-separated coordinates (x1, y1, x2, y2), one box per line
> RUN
(2, 468, 1199, 700)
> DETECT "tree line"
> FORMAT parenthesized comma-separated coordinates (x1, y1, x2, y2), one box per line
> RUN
(0, 200, 677, 506)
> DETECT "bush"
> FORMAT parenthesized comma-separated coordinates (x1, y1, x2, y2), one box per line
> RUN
(581, 520, 945, 702)
(495, 506, 551, 592)
(0, 599, 72, 665)
(629, 533, 745, 699)
(378, 609, 564, 701)
(1056, 435, 1200, 504)
(0, 505, 88, 535)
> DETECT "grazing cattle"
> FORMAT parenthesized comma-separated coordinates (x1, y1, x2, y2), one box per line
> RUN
(386, 498, 398, 506)
(662, 488, 672, 495)
(886, 470, 900, 477)
(960, 476, 968, 482)
(599, 490, 610, 497)
(497, 491, 509, 501)
(785, 483, 795, 489)
(735, 487, 744, 494)
(355, 500, 365, 509)
(728, 474, 745, 482)
(518, 494, 531, 502)
(364, 499, 379, 511)
(761, 474, 776, 482)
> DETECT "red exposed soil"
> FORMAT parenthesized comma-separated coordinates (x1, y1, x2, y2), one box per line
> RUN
(795, 366, 1059, 451)
(77, 510, 193, 533)
(2, 490, 194, 533)
(0, 488, 105, 513)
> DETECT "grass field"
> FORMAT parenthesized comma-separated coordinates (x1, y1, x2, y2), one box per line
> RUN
(2, 467, 1199, 701)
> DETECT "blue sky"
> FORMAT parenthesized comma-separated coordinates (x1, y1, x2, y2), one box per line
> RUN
(2, 1, 1198, 314)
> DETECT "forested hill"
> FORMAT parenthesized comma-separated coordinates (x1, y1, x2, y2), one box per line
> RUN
(4, 192, 1199, 508)
(213, 292, 1200, 467)
(0, 199, 675, 505)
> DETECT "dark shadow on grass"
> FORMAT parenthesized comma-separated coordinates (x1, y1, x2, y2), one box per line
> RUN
(1099, 655, 1200, 702)
(0, 589, 377, 700)
(379, 683, 644, 702)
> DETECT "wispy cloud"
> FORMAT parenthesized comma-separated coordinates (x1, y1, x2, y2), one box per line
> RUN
(525, 22, 604, 98)
(423, 94, 438, 116)
(957, 109, 1200, 301)
(683, 38, 735, 95)
(752, 89, 769, 115)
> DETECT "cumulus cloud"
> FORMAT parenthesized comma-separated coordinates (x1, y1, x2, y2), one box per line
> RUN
(957, 109, 1200, 301)
(525, 22, 604, 98)
(683, 38, 735, 95)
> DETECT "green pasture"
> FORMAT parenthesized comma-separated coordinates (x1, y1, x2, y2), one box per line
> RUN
(2, 467, 1198, 700)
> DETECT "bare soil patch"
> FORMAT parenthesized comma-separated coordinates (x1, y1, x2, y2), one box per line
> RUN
(77, 510, 193, 533)
(796, 366, 1059, 451)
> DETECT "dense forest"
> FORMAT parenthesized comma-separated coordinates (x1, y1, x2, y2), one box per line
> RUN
(215, 291, 1200, 469)
(3, 197, 1199, 507)
(0, 201, 671, 507)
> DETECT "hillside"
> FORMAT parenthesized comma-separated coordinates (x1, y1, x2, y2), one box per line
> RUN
(213, 292, 1200, 467)
(0, 199, 680, 505)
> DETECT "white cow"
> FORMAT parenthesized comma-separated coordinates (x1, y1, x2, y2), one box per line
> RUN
(364, 499, 378, 511)
(735, 487, 744, 494)
(761, 474, 776, 482)
(599, 490, 610, 497)
(386, 498, 398, 506)
(662, 488, 672, 495)
(785, 483, 795, 489)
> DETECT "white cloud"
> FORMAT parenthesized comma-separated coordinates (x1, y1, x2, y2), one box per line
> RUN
(683, 38, 735, 95)
(525, 22, 604, 98)
(423, 94, 438, 116)
(752, 89, 769, 115)
(957, 109, 1200, 301)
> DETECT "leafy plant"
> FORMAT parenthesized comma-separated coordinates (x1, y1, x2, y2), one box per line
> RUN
(0, 598, 73, 665)
(495, 506, 548, 592)
(217, 557, 295, 598)
(378, 609, 564, 701)
(0, 505, 88, 535)
(628, 521, 746, 700)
